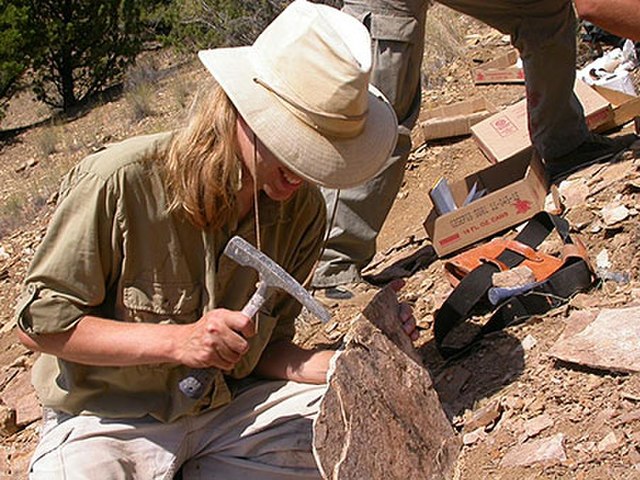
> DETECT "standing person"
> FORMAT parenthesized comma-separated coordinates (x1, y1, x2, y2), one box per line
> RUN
(312, 0, 637, 299)
(15, 1, 415, 477)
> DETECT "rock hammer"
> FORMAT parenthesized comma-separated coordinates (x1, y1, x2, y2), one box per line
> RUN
(179, 235, 331, 399)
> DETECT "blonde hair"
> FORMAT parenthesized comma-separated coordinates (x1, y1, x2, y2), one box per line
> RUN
(162, 83, 241, 230)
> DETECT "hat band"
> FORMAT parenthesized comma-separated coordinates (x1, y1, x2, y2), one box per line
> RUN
(253, 77, 367, 138)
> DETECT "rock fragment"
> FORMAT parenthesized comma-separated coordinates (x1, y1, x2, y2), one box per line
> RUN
(600, 203, 630, 226)
(464, 401, 503, 432)
(0, 405, 17, 437)
(597, 431, 622, 453)
(0, 371, 41, 427)
(558, 179, 590, 209)
(522, 413, 553, 440)
(500, 433, 566, 467)
(491, 265, 535, 288)
(549, 306, 640, 373)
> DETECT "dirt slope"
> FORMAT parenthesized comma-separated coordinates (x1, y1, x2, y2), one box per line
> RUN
(1, 6, 640, 479)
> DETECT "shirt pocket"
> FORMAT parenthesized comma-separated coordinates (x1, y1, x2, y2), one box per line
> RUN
(122, 281, 201, 325)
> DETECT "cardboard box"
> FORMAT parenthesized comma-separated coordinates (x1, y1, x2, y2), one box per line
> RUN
(471, 79, 613, 163)
(420, 97, 498, 141)
(423, 151, 547, 257)
(593, 85, 640, 132)
(472, 50, 525, 85)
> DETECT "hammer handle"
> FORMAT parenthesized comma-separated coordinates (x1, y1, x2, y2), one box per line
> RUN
(179, 282, 270, 399)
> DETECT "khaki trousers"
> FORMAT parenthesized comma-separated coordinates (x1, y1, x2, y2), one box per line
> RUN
(313, 0, 589, 288)
(29, 380, 326, 479)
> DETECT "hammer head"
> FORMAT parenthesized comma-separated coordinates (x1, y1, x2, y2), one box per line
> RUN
(224, 236, 330, 323)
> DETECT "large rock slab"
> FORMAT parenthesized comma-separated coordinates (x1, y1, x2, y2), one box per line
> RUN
(549, 306, 640, 373)
(313, 287, 460, 479)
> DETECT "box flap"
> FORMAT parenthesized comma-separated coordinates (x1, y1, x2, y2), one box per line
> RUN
(471, 79, 612, 163)
(424, 151, 548, 256)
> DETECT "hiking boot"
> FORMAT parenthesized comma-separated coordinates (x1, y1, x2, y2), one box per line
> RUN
(322, 285, 355, 300)
(314, 281, 373, 302)
(545, 132, 637, 183)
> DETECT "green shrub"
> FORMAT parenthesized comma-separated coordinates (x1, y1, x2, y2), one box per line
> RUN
(29, 0, 144, 112)
(0, 0, 31, 120)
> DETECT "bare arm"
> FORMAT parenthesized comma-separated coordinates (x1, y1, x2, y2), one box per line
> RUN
(17, 309, 255, 370)
(253, 281, 419, 384)
(575, 0, 640, 41)
(254, 339, 335, 384)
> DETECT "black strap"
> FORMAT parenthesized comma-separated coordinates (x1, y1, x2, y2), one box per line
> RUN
(434, 212, 593, 358)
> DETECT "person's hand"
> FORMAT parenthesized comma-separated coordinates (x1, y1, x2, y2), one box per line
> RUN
(389, 279, 419, 342)
(175, 309, 255, 370)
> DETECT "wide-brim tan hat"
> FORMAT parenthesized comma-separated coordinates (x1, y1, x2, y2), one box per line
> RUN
(198, 0, 398, 190)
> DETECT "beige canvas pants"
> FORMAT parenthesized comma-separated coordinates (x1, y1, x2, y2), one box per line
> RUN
(29, 380, 326, 479)
(313, 0, 589, 288)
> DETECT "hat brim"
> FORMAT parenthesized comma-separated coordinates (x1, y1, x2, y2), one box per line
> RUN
(198, 47, 398, 190)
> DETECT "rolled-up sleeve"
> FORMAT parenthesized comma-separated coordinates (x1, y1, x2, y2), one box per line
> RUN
(16, 168, 121, 335)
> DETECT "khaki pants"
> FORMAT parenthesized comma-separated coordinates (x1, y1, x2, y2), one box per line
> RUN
(313, 0, 588, 288)
(29, 381, 326, 479)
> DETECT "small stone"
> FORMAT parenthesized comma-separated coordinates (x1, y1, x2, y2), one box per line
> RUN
(523, 413, 554, 439)
(492, 266, 535, 288)
(616, 410, 640, 426)
(588, 221, 603, 233)
(464, 401, 503, 432)
(595, 249, 611, 271)
(569, 293, 601, 310)
(600, 203, 630, 226)
(0, 405, 18, 437)
(628, 445, 640, 465)
(463, 427, 486, 446)
(525, 397, 545, 414)
(621, 390, 640, 402)
(574, 441, 596, 453)
(500, 433, 566, 467)
(521, 334, 537, 351)
(9, 355, 28, 369)
(558, 179, 590, 209)
(597, 431, 621, 453)
(502, 395, 525, 412)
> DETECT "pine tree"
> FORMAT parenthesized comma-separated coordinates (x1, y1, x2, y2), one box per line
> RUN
(28, 0, 143, 112)
(0, 0, 30, 119)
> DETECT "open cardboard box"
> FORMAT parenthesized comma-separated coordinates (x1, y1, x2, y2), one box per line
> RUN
(423, 150, 547, 257)
(593, 85, 640, 132)
(471, 79, 613, 163)
(472, 50, 525, 85)
(420, 97, 498, 141)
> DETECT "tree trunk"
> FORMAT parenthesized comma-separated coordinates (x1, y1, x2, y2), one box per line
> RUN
(60, 0, 76, 112)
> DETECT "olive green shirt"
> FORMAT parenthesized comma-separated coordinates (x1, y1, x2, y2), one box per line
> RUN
(16, 132, 326, 423)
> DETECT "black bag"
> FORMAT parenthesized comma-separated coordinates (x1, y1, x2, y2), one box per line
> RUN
(433, 212, 595, 358)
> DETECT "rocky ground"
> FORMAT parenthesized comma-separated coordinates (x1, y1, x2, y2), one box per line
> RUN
(1, 5, 640, 479)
